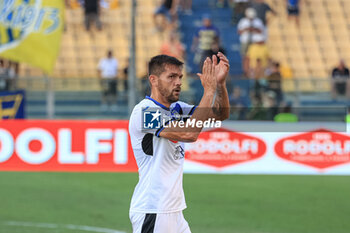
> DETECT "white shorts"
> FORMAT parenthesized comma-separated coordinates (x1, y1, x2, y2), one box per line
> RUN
(129, 211, 191, 233)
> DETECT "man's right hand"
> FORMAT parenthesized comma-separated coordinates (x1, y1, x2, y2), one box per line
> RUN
(197, 57, 217, 93)
(159, 57, 219, 142)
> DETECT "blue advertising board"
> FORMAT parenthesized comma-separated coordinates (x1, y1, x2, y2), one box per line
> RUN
(0, 90, 26, 119)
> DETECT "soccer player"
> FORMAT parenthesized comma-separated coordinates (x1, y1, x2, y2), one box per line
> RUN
(129, 53, 230, 233)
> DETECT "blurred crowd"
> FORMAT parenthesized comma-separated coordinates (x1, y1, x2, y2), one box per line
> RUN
(0, 58, 19, 92)
(3, 0, 348, 121)
(185, 0, 296, 120)
(56, 0, 349, 120)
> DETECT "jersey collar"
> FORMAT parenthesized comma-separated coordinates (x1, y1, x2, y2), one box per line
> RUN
(145, 96, 170, 111)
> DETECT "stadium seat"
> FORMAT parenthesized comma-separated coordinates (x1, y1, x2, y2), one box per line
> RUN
(265, 0, 350, 87)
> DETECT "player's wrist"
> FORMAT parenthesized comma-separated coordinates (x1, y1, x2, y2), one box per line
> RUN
(203, 88, 216, 96)
(217, 81, 226, 87)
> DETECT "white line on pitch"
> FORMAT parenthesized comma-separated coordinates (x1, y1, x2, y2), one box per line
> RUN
(2, 221, 126, 233)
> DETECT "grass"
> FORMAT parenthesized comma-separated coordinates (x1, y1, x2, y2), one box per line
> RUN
(0, 172, 349, 233)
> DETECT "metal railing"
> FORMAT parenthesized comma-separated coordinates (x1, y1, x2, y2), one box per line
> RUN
(1, 76, 348, 120)
(11, 75, 342, 92)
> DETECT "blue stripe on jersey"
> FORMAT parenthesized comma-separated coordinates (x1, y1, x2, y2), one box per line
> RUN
(188, 105, 197, 115)
(145, 96, 170, 111)
(155, 127, 165, 137)
(155, 119, 172, 137)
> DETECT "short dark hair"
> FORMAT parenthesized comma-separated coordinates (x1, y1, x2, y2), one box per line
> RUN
(107, 50, 113, 57)
(148, 55, 183, 77)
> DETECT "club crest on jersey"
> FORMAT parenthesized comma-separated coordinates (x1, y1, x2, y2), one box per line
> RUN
(143, 108, 162, 130)
(171, 103, 183, 121)
(171, 109, 182, 121)
(174, 145, 185, 160)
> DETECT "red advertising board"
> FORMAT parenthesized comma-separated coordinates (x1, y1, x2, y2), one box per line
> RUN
(186, 128, 267, 168)
(1, 121, 349, 174)
(0, 120, 138, 172)
(275, 129, 350, 169)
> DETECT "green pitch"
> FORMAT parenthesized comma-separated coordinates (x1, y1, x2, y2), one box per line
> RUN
(0, 172, 349, 233)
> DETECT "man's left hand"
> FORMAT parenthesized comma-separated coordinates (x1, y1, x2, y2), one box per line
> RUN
(213, 52, 230, 85)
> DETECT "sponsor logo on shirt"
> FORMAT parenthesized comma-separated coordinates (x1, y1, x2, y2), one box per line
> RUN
(174, 145, 185, 160)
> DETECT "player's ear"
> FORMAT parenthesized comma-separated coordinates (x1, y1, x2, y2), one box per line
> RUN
(149, 75, 158, 87)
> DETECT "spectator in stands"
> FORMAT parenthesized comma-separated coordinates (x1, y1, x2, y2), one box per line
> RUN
(203, 40, 226, 62)
(331, 59, 350, 99)
(0, 59, 7, 91)
(286, 0, 300, 26)
(250, 59, 266, 99)
(238, 7, 265, 75)
(250, 90, 279, 120)
(153, 0, 178, 32)
(98, 50, 119, 111)
(7, 61, 19, 91)
(67, 0, 81, 9)
(192, 14, 220, 70)
(84, 0, 102, 31)
(229, 86, 249, 119)
(160, 31, 185, 60)
(274, 103, 298, 122)
(251, 0, 276, 26)
(245, 34, 269, 77)
(123, 58, 129, 91)
(231, 0, 251, 25)
(179, 0, 192, 15)
(280, 63, 293, 79)
(346, 106, 350, 123)
(264, 91, 279, 120)
(0, 59, 18, 91)
(266, 62, 283, 105)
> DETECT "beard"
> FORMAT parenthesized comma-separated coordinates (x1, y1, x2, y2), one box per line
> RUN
(158, 81, 179, 103)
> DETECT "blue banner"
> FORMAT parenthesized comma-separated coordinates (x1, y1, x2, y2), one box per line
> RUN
(0, 90, 25, 119)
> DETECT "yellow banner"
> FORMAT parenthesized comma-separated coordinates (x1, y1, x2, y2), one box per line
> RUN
(0, 0, 64, 74)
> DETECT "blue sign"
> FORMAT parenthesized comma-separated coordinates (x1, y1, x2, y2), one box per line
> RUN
(0, 90, 26, 119)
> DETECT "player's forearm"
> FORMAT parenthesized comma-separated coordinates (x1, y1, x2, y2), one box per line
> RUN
(211, 83, 230, 121)
(159, 90, 215, 142)
(192, 89, 216, 122)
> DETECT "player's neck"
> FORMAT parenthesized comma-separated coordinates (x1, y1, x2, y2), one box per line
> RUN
(150, 93, 171, 108)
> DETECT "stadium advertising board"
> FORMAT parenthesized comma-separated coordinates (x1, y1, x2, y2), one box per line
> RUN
(184, 122, 350, 175)
(274, 129, 350, 169)
(185, 128, 267, 168)
(0, 120, 137, 172)
(0, 90, 25, 119)
(0, 120, 349, 174)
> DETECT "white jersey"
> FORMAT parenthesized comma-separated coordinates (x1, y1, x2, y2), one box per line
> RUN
(129, 96, 196, 213)
(98, 57, 118, 79)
